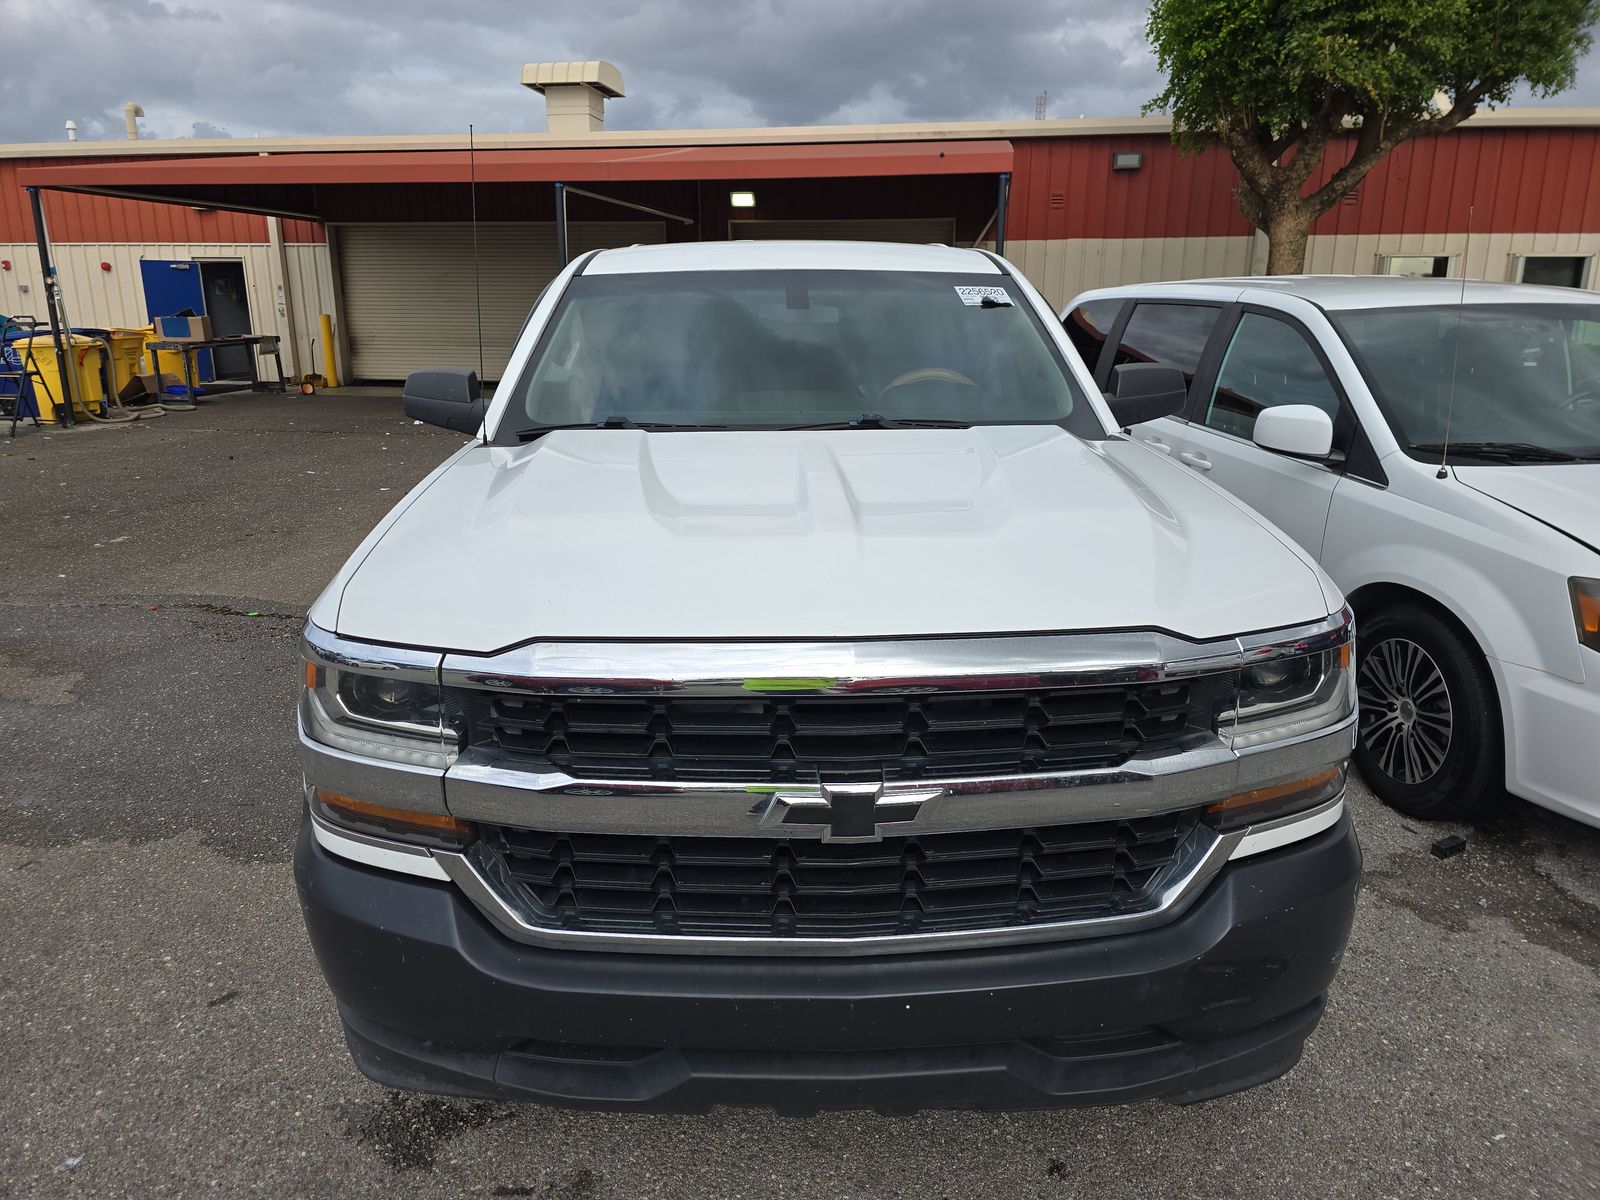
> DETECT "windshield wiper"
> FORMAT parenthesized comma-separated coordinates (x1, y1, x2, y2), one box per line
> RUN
(1411, 441, 1586, 464)
(516, 416, 726, 442)
(781, 413, 976, 431)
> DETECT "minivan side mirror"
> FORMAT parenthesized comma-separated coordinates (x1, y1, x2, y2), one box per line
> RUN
(1253, 404, 1334, 459)
(404, 368, 485, 434)
(1104, 363, 1188, 427)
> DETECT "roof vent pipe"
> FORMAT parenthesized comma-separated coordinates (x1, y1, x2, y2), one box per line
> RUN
(521, 61, 624, 133)
(124, 102, 144, 140)
(65, 120, 78, 142)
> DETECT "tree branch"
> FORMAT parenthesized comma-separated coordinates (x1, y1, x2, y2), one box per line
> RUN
(1217, 121, 1279, 198)
(1300, 80, 1505, 218)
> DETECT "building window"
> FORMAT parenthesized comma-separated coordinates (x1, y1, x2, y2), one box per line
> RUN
(1379, 254, 1454, 278)
(1514, 255, 1592, 289)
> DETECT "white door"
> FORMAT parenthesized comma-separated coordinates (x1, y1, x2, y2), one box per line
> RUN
(335, 221, 665, 382)
(1171, 310, 1345, 558)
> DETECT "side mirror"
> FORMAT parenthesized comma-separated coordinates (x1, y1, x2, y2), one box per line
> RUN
(1104, 363, 1187, 427)
(1253, 404, 1334, 459)
(404, 368, 485, 434)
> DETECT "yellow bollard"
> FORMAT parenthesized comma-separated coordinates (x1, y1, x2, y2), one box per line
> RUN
(319, 313, 340, 388)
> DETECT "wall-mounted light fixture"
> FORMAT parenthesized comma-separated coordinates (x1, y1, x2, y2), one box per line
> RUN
(100, 261, 113, 272)
(729, 190, 757, 208)
(1111, 151, 1143, 171)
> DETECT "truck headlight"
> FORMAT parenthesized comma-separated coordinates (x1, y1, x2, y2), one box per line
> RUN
(1572, 578, 1600, 653)
(300, 642, 462, 770)
(1225, 614, 1356, 749)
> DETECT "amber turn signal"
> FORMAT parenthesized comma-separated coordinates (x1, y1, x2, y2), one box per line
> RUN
(1572, 579, 1600, 652)
(312, 788, 474, 840)
(1205, 766, 1343, 830)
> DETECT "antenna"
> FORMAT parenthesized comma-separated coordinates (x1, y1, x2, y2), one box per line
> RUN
(1035, 92, 1048, 121)
(468, 123, 485, 390)
(1437, 205, 1473, 479)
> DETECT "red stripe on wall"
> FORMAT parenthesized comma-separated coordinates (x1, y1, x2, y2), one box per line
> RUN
(281, 219, 326, 243)
(1306, 127, 1600, 235)
(1, 158, 270, 243)
(1008, 136, 1253, 241)
(1009, 126, 1600, 240)
(6, 123, 1598, 247)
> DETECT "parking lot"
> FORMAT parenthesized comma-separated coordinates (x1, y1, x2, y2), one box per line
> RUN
(2, 391, 1597, 1199)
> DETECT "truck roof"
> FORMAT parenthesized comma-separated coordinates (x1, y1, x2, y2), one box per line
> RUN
(583, 239, 1001, 275)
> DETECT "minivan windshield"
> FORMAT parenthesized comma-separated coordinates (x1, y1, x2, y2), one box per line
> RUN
(493, 269, 1094, 443)
(1335, 303, 1600, 463)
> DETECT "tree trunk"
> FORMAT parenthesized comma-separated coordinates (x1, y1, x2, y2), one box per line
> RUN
(1263, 209, 1312, 275)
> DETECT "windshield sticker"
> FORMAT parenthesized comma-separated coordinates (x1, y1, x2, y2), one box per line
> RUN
(954, 286, 1013, 307)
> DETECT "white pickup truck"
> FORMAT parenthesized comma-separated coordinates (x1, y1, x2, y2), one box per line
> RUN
(295, 241, 1360, 1112)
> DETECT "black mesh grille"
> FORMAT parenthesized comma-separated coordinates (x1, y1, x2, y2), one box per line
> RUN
(484, 812, 1197, 939)
(466, 678, 1230, 783)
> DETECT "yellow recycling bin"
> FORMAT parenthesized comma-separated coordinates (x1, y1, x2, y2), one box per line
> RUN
(16, 334, 106, 423)
(103, 329, 148, 396)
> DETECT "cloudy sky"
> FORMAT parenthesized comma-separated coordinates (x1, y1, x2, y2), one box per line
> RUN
(4, 0, 1599, 143)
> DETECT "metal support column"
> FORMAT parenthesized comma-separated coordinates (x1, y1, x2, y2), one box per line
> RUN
(553, 182, 569, 268)
(27, 187, 75, 426)
(995, 172, 1011, 258)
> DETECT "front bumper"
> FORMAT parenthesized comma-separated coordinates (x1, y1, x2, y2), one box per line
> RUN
(1498, 655, 1600, 828)
(294, 809, 1362, 1113)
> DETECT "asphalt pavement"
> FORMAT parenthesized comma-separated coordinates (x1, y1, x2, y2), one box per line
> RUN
(2, 393, 1597, 1199)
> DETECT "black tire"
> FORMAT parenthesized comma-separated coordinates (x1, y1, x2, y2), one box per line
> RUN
(1353, 603, 1504, 822)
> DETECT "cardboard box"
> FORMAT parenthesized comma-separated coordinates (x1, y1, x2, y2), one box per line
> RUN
(118, 372, 183, 404)
(155, 315, 214, 342)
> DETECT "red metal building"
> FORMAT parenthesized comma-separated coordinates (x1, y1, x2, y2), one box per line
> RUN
(3, 105, 1597, 383)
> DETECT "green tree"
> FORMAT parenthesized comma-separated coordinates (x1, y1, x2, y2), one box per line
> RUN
(1146, 0, 1599, 273)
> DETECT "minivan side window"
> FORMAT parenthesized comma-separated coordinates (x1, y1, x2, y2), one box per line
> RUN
(1110, 303, 1221, 390)
(1205, 313, 1341, 440)
(1063, 300, 1122, 374)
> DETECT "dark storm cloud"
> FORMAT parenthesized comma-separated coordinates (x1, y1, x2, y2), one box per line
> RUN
(2, 0, 1596, 145)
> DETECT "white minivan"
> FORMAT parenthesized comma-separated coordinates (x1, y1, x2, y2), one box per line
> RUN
(1063, 277, 1600, 828)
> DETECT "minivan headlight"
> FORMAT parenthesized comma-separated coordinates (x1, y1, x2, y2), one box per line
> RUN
(1572, 578, 1600, 653)
(1224, 614, 1356, 749)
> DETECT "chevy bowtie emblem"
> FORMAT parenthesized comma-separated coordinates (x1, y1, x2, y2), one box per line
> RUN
(760, 783, 945, 843)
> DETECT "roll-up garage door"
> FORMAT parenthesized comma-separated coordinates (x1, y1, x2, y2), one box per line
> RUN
(729, 218, 956, 243)
(335, 221, 665, 382)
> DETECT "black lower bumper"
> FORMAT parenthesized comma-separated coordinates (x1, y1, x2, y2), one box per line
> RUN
(295, 813, 1361, 1113)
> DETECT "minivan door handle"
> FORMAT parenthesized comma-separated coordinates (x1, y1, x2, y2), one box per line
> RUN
(1178, 450, 1212, 471)
(1142, 436, 1172, 455)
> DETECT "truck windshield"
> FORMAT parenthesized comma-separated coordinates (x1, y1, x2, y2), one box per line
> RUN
(493, 269, 1094, 443)
(1335, 303, 1600, 463)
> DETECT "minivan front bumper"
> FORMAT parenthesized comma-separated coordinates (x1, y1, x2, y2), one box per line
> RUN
(294, 808, 1361, 1113)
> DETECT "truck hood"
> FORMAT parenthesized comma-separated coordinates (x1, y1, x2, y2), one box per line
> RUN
(332, 427, 1331, 652)
(1455, 464, 1600, 556)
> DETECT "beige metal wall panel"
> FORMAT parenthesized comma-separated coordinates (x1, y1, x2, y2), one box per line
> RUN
(0, 239, 336, 383)
(1005, 233, 1600, 310)
(1304, 232, 1600, 282)
(284, 243, 339, 381)
(334, 221, 664, 381)
(1000, 237, 1258, 310)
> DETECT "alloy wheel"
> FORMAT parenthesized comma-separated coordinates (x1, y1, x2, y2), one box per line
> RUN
(1358, 637, 1454, 785)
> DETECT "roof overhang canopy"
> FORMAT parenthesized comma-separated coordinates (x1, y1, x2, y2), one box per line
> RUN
(16, 140, 1013, 222)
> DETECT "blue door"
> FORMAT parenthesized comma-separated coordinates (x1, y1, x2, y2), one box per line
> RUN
(139, 259, 214, 382)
